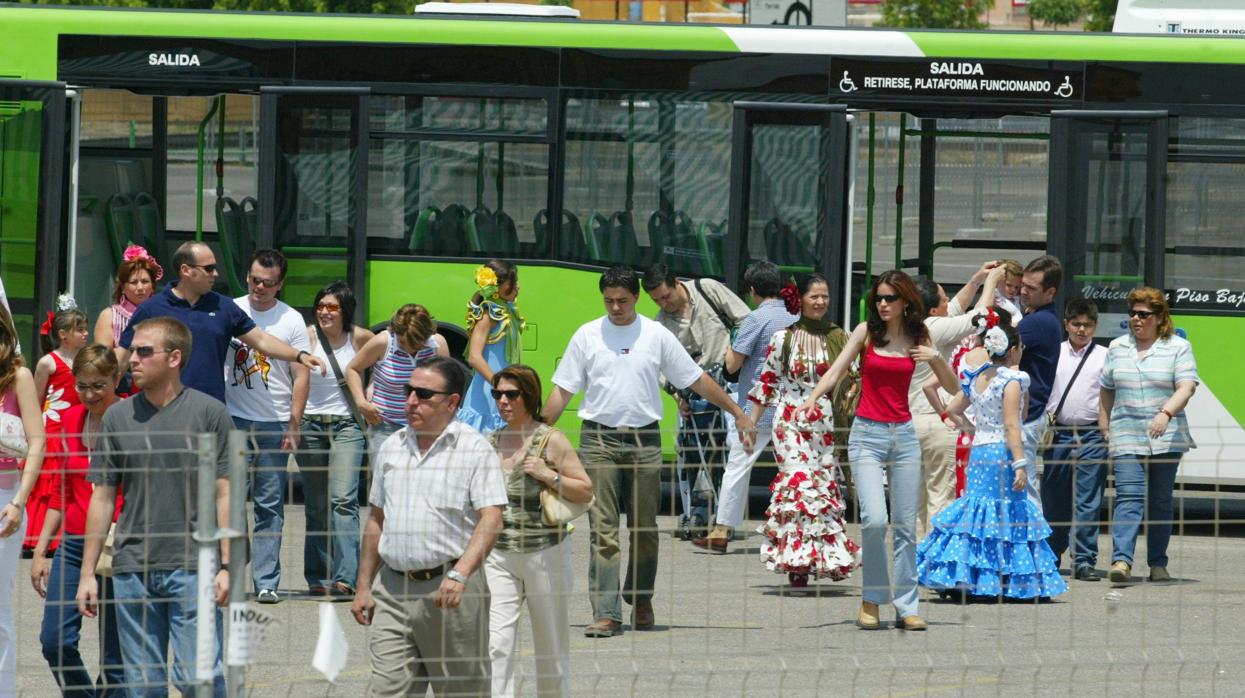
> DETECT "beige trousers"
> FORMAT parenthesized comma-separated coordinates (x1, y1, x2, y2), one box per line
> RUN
(368, 564, 491, 697)
(485, 539, 573, 697)
(914, 411, 959, 535)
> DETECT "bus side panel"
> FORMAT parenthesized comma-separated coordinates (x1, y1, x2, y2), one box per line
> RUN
(1170, 315, 1245, 485)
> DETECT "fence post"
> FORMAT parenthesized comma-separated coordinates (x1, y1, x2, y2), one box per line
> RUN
(226, 430, 249, 697)
(194, 432, 220, 698)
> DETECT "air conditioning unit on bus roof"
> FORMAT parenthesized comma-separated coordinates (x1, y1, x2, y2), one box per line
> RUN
(415, 2, 580, 18)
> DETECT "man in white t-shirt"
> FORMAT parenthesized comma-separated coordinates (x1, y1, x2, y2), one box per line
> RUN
(910, 263, 1004, 532)
(223, 249, 310, 604)
(542, 266, 756, 638)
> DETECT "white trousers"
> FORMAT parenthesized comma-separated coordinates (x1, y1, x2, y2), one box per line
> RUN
(484, 538, 572, 698)
(0, 483, 20, 698)
(715, 429, 774, 529)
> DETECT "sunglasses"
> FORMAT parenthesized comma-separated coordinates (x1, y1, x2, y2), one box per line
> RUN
(490, 388, 522, 401)
(189, 263, 218, 274)
(248, 275, 281, 289)
(131, 345, 169, 359)
(874, 293, 901, 304)
(1128, 309, 1156, 319)
(1068, 321, 1096, 330)
(404, 385, 454, 400)
(316, 302, 341, 313)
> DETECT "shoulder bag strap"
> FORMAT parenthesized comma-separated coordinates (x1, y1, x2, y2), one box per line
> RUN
(526, 424, 557, 468)
(693, 278, 735, 335)
(1051, 343, 1094, 423)
(315, 324, 366, 431)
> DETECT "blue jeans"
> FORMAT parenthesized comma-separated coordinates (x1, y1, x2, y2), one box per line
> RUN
(298, 416, 364, 589)
(234, 416, 288, 593)
(39, 537, 124, 697)
(1111, 452, 1182, 568)
(112, 569, 225, 697)
(849, 417, 922, 619)
(1020, 417, 1046, 508)
(1040, 426, 1108, 569)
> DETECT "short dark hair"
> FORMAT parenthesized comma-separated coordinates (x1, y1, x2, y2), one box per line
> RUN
(492, 364, 545, 423)
(914, 276, 941, 319)
(599, 265, 640, 296)
(172, 241, 208, 278)
(251, 248, 288, 281)
(744, 260, 784, 298)
(1063, 298, 1099, 323)
(641, 263, 678, 292)
(418, 355, 466, 403)
(1025, 255, 1063, 290)
(314, 281, 357, 330)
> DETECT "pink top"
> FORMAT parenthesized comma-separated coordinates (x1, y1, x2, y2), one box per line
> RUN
(856, 344, 916, 423)
(110, 298, 138, 348)
(0, 387, 20, 474)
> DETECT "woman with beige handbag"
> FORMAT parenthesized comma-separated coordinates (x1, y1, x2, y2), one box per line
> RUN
(30, 345, 125, 693)
(485, 364, 592, 698)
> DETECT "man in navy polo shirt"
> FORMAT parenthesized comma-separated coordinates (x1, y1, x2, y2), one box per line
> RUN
(1017, 254, 1063, 507)
(118, 241, 324, 403)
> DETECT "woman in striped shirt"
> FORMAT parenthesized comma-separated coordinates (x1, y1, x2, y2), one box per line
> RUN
(346, 304, 449, 446)
(1099, 287, 1199, 584)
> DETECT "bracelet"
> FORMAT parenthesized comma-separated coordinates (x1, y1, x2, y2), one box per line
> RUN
(296, 350, 309, 364)
(1010, 458, 1029, 471)
(1159, 408, 1174, 419)
(552, 473, 562, 489)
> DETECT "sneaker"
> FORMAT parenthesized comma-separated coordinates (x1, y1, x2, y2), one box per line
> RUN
(257, 589, 280, 604)
(1149, 566, 1173, 583)
(1108, 561, 1131, 584)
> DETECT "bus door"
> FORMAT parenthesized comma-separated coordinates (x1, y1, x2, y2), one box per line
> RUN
(258, 86, 370, 317)
(1048, 111, 1168, 338)
(0, 80, 67, 355)
(726, 102, 854, 326)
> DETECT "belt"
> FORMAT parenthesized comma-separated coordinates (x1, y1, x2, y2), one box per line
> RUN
(583, 420, 659, 433)
(393, 559, 459, 582)
(303, 414, 353, 424)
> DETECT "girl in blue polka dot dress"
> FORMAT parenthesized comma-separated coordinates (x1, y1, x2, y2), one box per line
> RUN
(916, 308, 1066, 600)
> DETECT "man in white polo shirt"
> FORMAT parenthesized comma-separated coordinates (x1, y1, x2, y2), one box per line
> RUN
(542, 265, 755, 638)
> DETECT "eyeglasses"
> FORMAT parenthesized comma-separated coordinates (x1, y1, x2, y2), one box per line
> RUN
(316, 302, 341, 313)
(1068, 322, 1096, 330)
(874, 294, 901, 304)
(74, 381, 110, 394)
(1128, 309, 1156, 319)
(189, 263, 218, 274)
(490, 389, 522, 401)
(131, 345, 169, 359)
(404, 385, 454, 400)
(248, 275, 281, 289)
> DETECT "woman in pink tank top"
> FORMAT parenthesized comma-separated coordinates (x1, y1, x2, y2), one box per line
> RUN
(798, 270, 960, 632)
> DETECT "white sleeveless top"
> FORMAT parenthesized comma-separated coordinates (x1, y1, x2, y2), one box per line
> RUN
(306, 329, 360, 417)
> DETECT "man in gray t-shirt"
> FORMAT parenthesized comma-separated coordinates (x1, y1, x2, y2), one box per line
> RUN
(78, 316, 230, 697)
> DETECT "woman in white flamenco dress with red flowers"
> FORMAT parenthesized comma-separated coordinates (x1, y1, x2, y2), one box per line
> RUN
(748, 272, 860, 587)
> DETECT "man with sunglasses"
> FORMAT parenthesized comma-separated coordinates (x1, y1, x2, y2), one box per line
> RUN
(118, 241, 324, 405)
(352, 357, 506, 696)
(1017, 254, 1065, 507)
(222, 248, 311, 604)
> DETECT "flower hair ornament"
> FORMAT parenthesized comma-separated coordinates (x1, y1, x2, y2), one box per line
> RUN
(122, 244, 164, 281)
(778, 282, 801, 315)
(983, 326, 1010, 357)
(40, 293, 78, 336)
(474, 265, 500, 301)
(974, 307, 1000, 336)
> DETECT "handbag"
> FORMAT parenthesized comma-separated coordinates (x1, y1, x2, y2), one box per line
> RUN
(531, 427, 593, 527)
(314, 325, 368, 434)
(95, 523, 117, 578)
(1041, 343, 1095, 450)
(0, 394, 28, 459)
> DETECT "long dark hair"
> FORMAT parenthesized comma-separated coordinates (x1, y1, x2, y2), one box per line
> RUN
(866, 269, 928, 348)
(314, 281, 358, 330)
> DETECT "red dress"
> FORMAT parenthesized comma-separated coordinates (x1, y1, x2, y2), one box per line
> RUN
(24, 351, 79, 551)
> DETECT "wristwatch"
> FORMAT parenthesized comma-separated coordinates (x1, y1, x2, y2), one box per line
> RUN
(446, 569, 468, 585)
(552, 473, 562, 489)
(296, 350, 309, 364)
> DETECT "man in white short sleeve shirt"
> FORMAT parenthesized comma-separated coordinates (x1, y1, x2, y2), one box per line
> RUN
(352, 357, 506, 696)
(223, 248, 310, 604)
(542, 265, 756, 638)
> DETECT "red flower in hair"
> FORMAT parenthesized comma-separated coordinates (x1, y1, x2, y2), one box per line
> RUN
(39, 311, 54, 336)
(779, 282, 801, 315)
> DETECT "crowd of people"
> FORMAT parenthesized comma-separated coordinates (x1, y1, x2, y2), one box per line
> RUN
(0, 243, 1203, 696)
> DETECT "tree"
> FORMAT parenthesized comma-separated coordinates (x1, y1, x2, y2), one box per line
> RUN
(1082, 0, 1117, 32)
(878, 0, 990, 30)
(1027, 0, 1083, 29)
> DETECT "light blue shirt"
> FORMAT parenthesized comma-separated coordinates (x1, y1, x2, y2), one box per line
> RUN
(1101, 333, 1199, 456)
(731, 299, 798, 431)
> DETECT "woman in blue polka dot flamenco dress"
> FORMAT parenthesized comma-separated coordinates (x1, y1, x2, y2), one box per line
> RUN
(916, 308, 1066, 601)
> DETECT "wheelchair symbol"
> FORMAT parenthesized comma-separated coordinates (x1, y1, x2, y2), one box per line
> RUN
(1055, 76, 1074, 98)
(839, 71, 858, 93)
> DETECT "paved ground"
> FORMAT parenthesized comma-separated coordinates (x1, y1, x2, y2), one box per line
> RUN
(12, 502, 1245, 697)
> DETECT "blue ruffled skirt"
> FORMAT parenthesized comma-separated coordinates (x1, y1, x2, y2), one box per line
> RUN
(917, 442, 1067, 599)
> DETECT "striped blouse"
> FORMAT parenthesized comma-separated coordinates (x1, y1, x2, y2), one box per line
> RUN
(1101, 333, 1199, 457)
(372, 332, 440, 426)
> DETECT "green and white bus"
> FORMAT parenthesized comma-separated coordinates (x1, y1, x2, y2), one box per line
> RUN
(1, 4, 1242, 485)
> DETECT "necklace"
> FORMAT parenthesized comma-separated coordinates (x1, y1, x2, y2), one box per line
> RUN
(83, 412, 103, 452)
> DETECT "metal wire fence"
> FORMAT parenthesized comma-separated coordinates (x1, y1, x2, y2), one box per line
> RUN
(9, 422, 1245, 696)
